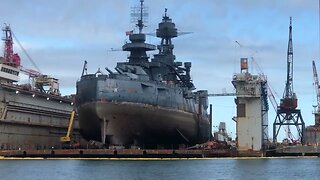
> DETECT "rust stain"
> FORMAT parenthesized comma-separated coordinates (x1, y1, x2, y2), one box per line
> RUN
(127, 88, 137, 93)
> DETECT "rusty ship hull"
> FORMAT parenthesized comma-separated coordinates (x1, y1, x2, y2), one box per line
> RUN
(76, 75, 211, 148)
(79, 102, 203, 146)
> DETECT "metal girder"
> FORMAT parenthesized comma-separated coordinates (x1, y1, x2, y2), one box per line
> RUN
(273, 109, 305, 143)
(207, 93, 236, 97)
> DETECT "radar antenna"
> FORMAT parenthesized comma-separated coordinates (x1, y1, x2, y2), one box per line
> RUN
(131, 0, 148, 33)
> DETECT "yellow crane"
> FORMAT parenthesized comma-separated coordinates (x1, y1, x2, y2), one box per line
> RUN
(60, 110, 75, 143)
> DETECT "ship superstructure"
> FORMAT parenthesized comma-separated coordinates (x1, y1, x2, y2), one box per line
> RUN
(76, 1, 211, 148)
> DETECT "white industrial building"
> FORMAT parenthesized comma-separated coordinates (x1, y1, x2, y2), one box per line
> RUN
(232, 58, 268, 151)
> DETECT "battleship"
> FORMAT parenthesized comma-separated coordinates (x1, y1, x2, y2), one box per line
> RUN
(76, 0, 211, 148)
(0, 24, 84, 150)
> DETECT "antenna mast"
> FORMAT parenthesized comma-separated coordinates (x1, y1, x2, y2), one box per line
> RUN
(131, 0, 148, 34)
(123, 0, 155, 64)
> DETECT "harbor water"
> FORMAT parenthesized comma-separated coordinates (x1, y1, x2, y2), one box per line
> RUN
(0, 157, 319, 180)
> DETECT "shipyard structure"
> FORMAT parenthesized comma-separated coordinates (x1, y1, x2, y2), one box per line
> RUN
(232, 58, 268, 151)
(303, 60, 320, 145)
(0, 24, 84, 150)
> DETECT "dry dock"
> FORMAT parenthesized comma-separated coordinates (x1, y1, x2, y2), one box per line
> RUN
(267, 145, 320, 156)
(1, 145, 320, 158)
(0, 149, 240, 158)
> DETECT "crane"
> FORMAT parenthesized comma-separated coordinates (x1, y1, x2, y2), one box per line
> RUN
(273, 17, 305, 144)
(1, 24, 60, 95)
(280, 17, 297, 110)
(60, 110, 79, 148)
(60, 110, 75, 143)
(1, 24, 21, 68)
(1, 24, 36, 75)
(1, 24, 41, 74)
(312, 60, 320, 125)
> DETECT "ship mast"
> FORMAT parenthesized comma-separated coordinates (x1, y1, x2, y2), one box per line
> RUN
(151, 9, 194, 89)
(122, 0, 155, 64)
(155, 8, 177, 64)
(137, 0, 145, 33)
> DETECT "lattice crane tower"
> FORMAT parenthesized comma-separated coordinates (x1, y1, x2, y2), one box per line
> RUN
(273, 17, 305, 143)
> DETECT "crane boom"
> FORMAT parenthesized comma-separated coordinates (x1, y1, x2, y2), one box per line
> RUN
(284, 17, 294, 99)
(279, 17, 297, 110)
(313, 60, 320, 112)
(12, 32, 41, 73)
(312, 60, 320, 125)
(266, 83, 278, 112)
(60, 110, 75, 142)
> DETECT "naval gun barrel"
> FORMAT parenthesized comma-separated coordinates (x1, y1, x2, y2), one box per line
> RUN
(105, 67, 114, 75)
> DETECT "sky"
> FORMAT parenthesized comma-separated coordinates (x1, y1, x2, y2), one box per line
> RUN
(0, 0, 318, 141)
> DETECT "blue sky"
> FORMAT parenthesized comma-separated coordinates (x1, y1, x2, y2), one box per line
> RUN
(0, 0, 318, 141)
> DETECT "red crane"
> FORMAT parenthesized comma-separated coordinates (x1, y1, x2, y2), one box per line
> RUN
(1, 24, 60, 95)
(2, 24, 21, 68)
(273, 17, 305, 144)
(2, 24, 41, 78)
(279, 17, 297, 110)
